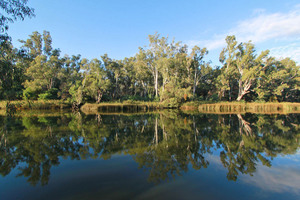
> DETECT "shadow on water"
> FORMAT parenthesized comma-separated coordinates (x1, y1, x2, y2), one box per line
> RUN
(0, 110, 299, 185)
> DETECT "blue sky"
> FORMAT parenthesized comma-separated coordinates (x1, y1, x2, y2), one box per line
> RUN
(8, 0, 300, 65)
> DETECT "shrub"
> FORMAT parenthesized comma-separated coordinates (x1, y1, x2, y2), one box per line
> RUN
(38, 88, 59, 100)
(23, 88, 38, 100)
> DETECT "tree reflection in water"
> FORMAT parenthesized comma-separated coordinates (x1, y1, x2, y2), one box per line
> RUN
(0, 111, 299, 185)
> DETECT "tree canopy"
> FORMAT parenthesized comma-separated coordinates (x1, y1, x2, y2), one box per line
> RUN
(0, 30, 299, 103)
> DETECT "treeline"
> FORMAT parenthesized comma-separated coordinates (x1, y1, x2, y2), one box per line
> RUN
(1, 31, 299, 106)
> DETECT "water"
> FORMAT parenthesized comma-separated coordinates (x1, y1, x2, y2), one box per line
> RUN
(0, 111, 299, 200)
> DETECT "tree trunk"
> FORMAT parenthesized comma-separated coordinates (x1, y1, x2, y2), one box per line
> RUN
(237, 79, 251, 101)
(96, 91, 103, 103)
(155, 117, 158, 145)
(237, 79, 242, 100)
(237, 114, 252, 136)
(193, 66, 198, 97)
(155, 67, 158, 98)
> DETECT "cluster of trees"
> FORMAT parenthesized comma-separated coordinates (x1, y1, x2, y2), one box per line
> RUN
(1, 31, 299, 105)
(0, 112, 299, 185)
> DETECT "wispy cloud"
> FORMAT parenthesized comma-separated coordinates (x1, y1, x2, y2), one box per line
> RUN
(188, 4, 300, 62)
(269, 42, 300, 62)
(241, 165, 300, 194)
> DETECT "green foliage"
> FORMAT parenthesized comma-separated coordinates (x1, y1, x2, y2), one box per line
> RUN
(23, 87, 38, 100)
(69, 81, 83, 105)
(0, 0, 35, 32)
(38, 88, 58, 100)
(0, 30, 299, 104)
(121, 95, 150, 101)
(159, 80, 192, 107)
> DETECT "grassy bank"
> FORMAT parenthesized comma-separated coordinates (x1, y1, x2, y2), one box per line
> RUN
(196, 102, 300, 114)
(0, 100, 72, 111)
(1, 100, 300, 115)
(80, 101, 162, 114)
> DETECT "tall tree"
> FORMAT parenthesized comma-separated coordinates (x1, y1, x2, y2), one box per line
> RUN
(218, 35, 240, 100)
(255, 57, 300, 102)
(188, 46, 209, 97)
(235, 42, 269, 101)
(22, 31, 63, 99)
(83, 59, 111, 103)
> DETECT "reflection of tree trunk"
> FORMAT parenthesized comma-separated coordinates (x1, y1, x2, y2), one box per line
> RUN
(162, 120, 168, 148)
(154, 117, 158, 145)
(96, 114, 102, 125)
(193, 116, 198, 142)
(141, 125, 145, 133)
(0, 132, 7, 149)
(227, 143, 231, 153)
(239, 140, 244, 149)
(237, 114, 252, 136)
(115, 132, 118, 141)
(46, 126, 53, 137)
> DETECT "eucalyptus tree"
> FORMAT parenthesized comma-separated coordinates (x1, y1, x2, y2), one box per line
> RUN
(255, 57, 300, 102)
(135, 33, 173, 98)
(19, 31, 43, 59)
(217, 35, 240, 100)
(101, 54, 123, 99)
(218, 35, 274, 101)
(278, 58, 300, 101)
(120, 57, 137, 97)
(235, 41, 269, 101)
(135, 47, 154, 97)
(82, 59, 111, 103)
(0, 41, 28, 100)
(0, 0, 34, 99)
(188, 46, 210, 97)
(22, 31, 64, 99)
(59, 54, 82, 100)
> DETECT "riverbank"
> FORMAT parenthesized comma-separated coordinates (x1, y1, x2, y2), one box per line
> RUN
(80, 101, 162, 113)
(1, 100, 300, 114)
(0, 100, 72, 111)
(192, 102, 300, 114)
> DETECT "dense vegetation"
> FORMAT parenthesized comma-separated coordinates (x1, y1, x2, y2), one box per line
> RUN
(1, 1, 299, 107)
(1, 31, 299, 106)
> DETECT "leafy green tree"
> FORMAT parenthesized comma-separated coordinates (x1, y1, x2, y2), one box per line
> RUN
(136, 33, 175, 98)
(22, 31, 64, 99)
(19, 31, 43, 59)
(217, 35, 240, 100)
(255, 57, 300, 102)
(235, 41, 269, 101)
(188, 46, 209, 97)
(82, 59, 111, 103)
(59, 54, 82, 100)
(101, 54, 124, 99)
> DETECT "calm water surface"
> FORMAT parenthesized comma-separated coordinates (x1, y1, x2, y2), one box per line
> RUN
(0, 111, 299, 200)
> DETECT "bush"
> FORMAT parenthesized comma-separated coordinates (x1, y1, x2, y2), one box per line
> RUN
(161, 97, 179, 108)
(159, 80, 192, 105)
(121, 95, 150, 102)
(38, 88, 59, 100)
(208, 94, 219, 101)
(23, 88, 38, 100)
